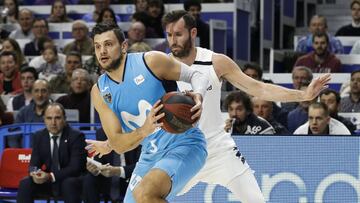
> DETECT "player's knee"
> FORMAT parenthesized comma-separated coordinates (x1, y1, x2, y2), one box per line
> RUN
(133, 183, 159, 203)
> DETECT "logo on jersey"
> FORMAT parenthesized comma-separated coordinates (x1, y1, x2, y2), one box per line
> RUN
(102, 92, 112, 103)
(134, 74, 145, 85)
(207, 85, 212, 91)
(100, 86, 109, 92)
(121, 100, 160, 134)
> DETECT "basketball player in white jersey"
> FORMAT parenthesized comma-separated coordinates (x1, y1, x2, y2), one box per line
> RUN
(162, 10, 331, 203)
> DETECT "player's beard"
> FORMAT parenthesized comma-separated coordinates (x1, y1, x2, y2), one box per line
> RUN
(103, 53, 123, 72)
(171, 36, 193, 58)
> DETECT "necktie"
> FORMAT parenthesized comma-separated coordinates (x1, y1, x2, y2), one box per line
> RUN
(51, 136, 60, 172)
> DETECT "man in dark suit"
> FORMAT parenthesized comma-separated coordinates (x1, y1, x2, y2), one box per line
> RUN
(17, 103, 87, 203)
(82, 128, 141, 203)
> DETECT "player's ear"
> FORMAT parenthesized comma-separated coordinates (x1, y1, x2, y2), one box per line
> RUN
(190, 27, 197, 39)
(121, 41, 128, 54)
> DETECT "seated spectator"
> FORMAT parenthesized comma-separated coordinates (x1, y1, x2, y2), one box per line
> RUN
(1, 38, 27, 66)
(96, 7, 117, 25)
(294, 102, 351, 135)
(56, 69, 91, 123)
(83, 128, 141, 203)
(6, 66, 38, 111)
(184, 0, 210, 49)
(287, 84, 316, 132)
(38, 46, 64, 81)
(1, 0, 19, 25)
(24, 18, 49, 56)
(252, 97, 290, 134)
(223, 91, 275, 135)
(281, 66, 313, 113)
(49, 51, 82, 94)
(320, 88, 356, 133)
(47, 0, 73, 23)
(296, 15, 344, 54)
(29, 37, 66, 70)
(340, 70, 360, 112)
(8, 79, 51, 148)
(17, 103, 86, 202)
(0, 97, 13, 127)
(9, 8, 34, 40)
(127, 21, 147, 47)
(134, 0, 148, 13)
(335, 0, 360, 36)
(0, 51, 22, 95)
(242, 63, 262, 80)
(82, 0, 121, 23)
(145, 0, 165, 38)
(63, 20, 94, 55)
(294, 32, 342, 73)
(128, 42, 152, 53)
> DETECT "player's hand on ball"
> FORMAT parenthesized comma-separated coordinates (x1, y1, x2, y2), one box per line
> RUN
(85, 140, 112, 158)
(184, 91, 203, 124)
(141, 100, 164, 136)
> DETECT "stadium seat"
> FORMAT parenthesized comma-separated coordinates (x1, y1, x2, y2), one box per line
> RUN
(0, 148, 32, 199)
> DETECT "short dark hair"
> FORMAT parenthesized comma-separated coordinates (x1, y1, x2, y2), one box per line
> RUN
(37, 36, 53, 53)
(20, 66, 38, 80)
(223, 91, 253, 113)
(243, 63, 263, 79)
(351, 0, 360, 9)
(312, 32, 329, 44)
(45, 102, 66, 118)
(319, 89, 340, 104)
(0, 51, 17, 63)
(351, 69, 360, 77)
(162, 10, 197, 30)
(33, 18, 49, 30)
(66, 51, 82, 63)
(309, 102, 329, 117)
(184, 0, 201, 11)
(91, 22, 125, 44)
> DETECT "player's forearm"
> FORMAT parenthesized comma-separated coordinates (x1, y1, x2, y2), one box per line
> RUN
(250, 83, 306, 102)
(179, 62, 209, 97)
(107, 128, 146, 154)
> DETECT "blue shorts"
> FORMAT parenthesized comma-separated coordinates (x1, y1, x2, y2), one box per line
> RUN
(123, 129, 207, 202)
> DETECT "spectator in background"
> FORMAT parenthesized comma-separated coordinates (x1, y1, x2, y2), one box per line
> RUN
(281, 66, 313, 113)
(319, 89, 356, 133)
(242, 63, 262, 80)
(6, 66, 37, 111)
(0, 51, 22, 95)
(252, 97, 290, 134)
(38, 46, 64, 81)
(127, 21, 147, 47)
(294, 32, 342, 73)
(9, 79, 51, 148)
(83, 128, 141, 203)
(223, 91, 275, 135)
(1, 0, 19, 25)
(30, 36, 66, 69)
(82, 0, 121, 23)
(47, 0, 73, 23)
(135, 0, 148, 13)
(17, 103, 86, 203)
(9, 8, 34, 40)
(184, 0, 210, 49)
(146, 0, 165, 38)
(49, 51, 82, 94)
(294, 102, 351, 135)
(56, 69, 91, 124)
(340, 70, 360, 112)
(63, 20, 94, 55)
(287, 83, 317, 132)
(24, 18, 49, 56)
(296, 15, 344, 54)
(0, 97, 13, 126)
(128, 42, 152, 53)
(96, 7, 117, 24)
(336, 0, 360, 36)
(1, 38, 27, 66)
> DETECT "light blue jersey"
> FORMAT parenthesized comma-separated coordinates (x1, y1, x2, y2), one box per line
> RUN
(97, 52, 207, 202)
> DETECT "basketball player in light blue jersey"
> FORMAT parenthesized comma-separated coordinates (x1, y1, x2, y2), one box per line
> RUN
(85, 22, 210, 202)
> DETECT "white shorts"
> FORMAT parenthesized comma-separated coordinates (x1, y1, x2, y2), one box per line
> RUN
(178, 135, 250, 195)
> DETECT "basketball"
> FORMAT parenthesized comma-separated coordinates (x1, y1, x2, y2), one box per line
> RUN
(158, 91, 196, 134)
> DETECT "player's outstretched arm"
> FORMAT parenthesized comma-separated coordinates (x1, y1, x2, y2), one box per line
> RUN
(87, 84, 164, 155)
(213, 53, 331, 102)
